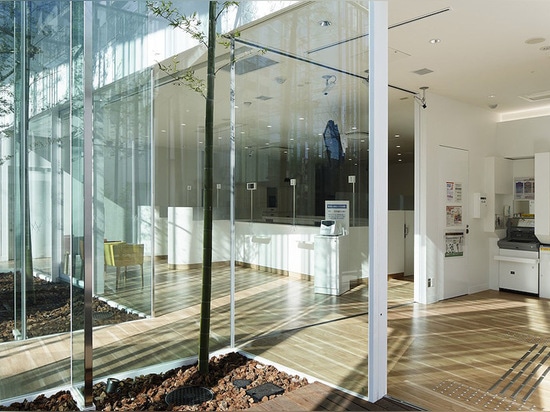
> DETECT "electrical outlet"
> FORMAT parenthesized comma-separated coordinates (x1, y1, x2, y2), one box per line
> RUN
(427, 278, 433, 287)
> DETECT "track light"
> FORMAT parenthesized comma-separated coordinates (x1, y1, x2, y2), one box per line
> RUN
(415, 86, 429, 109)
(322, 75, 337, 95)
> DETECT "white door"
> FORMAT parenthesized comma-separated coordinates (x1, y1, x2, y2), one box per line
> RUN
(388, 211, 405, 275)
(404, 210, 414, 277)
(438, 146, 469, 299)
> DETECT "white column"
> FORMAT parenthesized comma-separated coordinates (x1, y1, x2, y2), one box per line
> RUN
(368, 0, 388, 402)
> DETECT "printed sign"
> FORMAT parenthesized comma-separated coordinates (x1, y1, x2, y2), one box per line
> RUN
(446, 205, 463, 226)
(445, 232, 464, 257)
(325, 200, 350, 233)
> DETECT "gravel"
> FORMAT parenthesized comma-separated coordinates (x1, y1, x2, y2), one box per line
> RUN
(1, 352, 309, 411)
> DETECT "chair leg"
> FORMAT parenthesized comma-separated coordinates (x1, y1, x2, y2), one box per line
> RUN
(140, 264, 144, 287)
(116, 267, 120, 290)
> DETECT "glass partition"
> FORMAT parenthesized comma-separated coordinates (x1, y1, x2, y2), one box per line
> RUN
(0, 0, 407, 405)
(231, 1, 371, 396)
(0, 1, 76, 399)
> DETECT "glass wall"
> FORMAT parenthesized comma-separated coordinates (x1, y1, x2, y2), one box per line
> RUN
(0, 0, 393, 405)
(230, 1, 371, 394)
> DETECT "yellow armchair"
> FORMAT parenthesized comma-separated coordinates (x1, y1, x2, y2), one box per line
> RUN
(104, 242, 144, 290)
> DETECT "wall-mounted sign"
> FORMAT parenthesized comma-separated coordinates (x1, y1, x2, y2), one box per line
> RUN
(446, 181, 463, 203)
(446, 205, 463, 226)
(445, 231, 464, 257)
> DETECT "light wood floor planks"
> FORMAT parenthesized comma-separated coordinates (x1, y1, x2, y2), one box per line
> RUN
(2, 263, 550, 411)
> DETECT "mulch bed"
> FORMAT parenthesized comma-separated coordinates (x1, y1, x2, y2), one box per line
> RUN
(0, 352, 310, 411)
(0, 273, 310, 410)
(0, 272, 142, 342)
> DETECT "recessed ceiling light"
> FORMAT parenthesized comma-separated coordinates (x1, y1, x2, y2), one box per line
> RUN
(398, 159, 403, 162)
(429, 38, 441, 44)
(161, 129, 166, 133)
(394, 134, 400, 138)
(525, 37, 546, 44)
(181, 123, 186, 126)
(396, 145, 401, 148)
(299, 117, 305, 120)
(267, 125, 272, 128)
(397, 153, 402, 156)
(319, 20, 331, 27)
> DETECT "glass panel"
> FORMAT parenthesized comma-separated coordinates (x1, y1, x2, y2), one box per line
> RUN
(70, 0, 85, 396)
(90, 2, 153, 381)
(150, 0, 232, 366)
(0, 1, 75, 400)
(233, 0, 370, 396)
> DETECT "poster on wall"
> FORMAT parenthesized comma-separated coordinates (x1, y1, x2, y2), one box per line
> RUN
(446, 205, 463, 226)
(515, 177, 535, 200)
(445, 231, 464, 257)
(446, 181, 463, 203)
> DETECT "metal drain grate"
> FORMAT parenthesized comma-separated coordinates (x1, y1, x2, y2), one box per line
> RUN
(165, 386, 214, 406)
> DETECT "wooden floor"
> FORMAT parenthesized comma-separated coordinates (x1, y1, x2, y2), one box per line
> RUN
(247, 382, 422, 411)
(2, 262, 550, 411)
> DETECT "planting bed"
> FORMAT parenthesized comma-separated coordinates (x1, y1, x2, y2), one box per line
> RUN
(0, 352, 309, 411)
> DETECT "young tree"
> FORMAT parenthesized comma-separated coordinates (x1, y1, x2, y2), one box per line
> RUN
(147, 0, 237, 375)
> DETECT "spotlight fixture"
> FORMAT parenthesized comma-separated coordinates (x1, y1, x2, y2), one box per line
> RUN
(414, 86, 429, 109)
(322, 75, 337, 95)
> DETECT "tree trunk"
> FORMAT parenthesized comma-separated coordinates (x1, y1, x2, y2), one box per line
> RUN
(198, 0, 217, 375)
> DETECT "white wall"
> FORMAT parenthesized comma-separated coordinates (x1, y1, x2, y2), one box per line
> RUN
(167, 207, 230, 266)
(416, 92, 498, 303)
(496, 115, 550, 158)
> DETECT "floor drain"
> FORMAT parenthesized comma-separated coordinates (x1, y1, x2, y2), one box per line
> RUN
(165, 386, 214, 406)
(246, 383, 284, 402)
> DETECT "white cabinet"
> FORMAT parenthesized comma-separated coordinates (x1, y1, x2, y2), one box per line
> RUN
(496, 249, 539, 295)
(540, 246, 550, 299)
(484, 156, 513, 233)
(314, 235, 354, 295)
(535, 152, 550, 244)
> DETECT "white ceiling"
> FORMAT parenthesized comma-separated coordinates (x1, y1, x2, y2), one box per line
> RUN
(154, 0, 550, 165)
